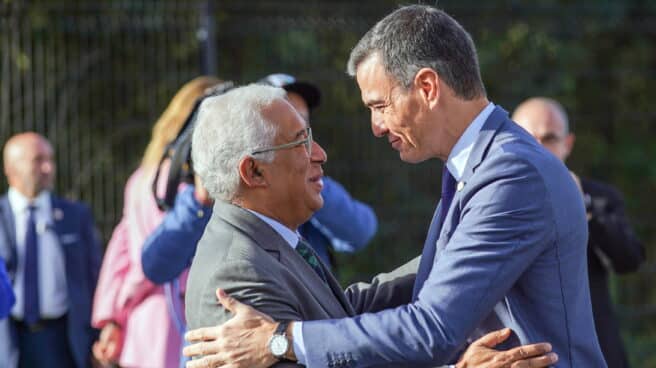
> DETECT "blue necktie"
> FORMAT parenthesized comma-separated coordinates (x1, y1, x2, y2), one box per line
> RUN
(295, 238, 328, 284)
(23, 205, 40, 324)
(413, 165, 457, 299)
(439, 166, 457, 222)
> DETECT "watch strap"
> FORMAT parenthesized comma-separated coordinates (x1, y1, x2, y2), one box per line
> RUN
(275, 320, 290, 336)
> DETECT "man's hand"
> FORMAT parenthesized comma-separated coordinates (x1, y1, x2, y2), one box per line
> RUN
(92, 322, 123, 366)
(457, 328, 558, 368)
(183, 289, 280, 368)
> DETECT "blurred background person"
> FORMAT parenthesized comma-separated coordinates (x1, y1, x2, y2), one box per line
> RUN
(512, 97, 645, 368)
(0, 132, 101, 368)
(91, 76, 221, 368)
(142, 73, 378, 288)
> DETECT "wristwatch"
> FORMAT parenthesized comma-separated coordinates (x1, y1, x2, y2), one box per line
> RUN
(268, 320, 291, 360)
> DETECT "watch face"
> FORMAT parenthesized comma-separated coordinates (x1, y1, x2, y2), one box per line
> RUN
(270, 335, 289, 357)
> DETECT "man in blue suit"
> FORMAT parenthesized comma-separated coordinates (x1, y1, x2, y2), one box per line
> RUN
(0, 132, 101, 368)
(182, 5, 606, 368)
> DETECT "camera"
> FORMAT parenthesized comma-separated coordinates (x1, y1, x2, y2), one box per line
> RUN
(152, 81, 236, 211)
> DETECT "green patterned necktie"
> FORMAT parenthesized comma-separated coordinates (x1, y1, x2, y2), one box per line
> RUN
(295, 238, 328, 283)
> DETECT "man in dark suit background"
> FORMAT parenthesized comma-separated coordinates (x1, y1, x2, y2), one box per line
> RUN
(513, 97, 645, 368)
(0, 132, 101, 368)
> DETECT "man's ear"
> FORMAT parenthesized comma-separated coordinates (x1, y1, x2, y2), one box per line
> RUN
(563, 133, 576, 159)
(414, 68, 440, 107)
(238, 157, 268, 188)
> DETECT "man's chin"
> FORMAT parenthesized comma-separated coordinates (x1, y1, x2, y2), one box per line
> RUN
(313, 196, 324, 211)
(399, 151, 426, 164)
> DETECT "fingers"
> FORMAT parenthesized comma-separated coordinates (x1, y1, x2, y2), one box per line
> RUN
(215, 288, 272, 322)
(185, 354, 223, 368)
(185, 326, 221, 344)
(183, 340, 221, 358)
(511, 352, 558, 367)
(507, 342, 553, 360)
(92, 341, 105, 362)
(215, 288, 241, 314)
(473, 328, 512, 348)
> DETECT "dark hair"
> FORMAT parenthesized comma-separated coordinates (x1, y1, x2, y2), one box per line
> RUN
(347, 5, 485, 100)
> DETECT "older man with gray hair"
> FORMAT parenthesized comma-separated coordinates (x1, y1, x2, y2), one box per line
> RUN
(187, 84, 424, 368)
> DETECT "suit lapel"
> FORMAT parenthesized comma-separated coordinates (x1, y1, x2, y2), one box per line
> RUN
(460, 106, 509, 184)
(316, 254, 354, 316)
(413, 106, 509, 300)
(214, 201, 349, 317)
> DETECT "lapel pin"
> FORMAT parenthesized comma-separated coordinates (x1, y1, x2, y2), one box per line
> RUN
(53, 208, 64, 221)
(457, 181, 465, 192)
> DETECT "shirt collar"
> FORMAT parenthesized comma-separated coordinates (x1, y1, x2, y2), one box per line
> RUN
(446, 102, 495, 181)
(7, 188, 51, 214)
(246, 209, 299, 249)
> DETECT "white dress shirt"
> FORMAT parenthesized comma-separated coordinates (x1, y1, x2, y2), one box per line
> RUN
(8, 188, 68, 319)
(246, 209, 300, 249)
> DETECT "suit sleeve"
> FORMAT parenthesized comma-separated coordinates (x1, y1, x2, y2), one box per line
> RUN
(190, 260, 306, 367)
(300, 157, 554, 367)
(80, 204, 102, 299)
(141, 186, 211, 284)
(308, 177, 377, 253)
(585, 180, 645, 273)
(0, 257, 15, 319)
(344, 256, 419, 314)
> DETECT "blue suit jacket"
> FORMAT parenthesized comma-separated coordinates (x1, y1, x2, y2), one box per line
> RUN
(0, 194, 101, 368)
(301, 107, 607, 367)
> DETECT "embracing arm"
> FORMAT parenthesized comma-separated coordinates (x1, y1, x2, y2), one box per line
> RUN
(345, 255, 419, 314)
(181, 158, 561, 368)
(185, 260, 306, 368)
(142, 186, 212, 284)
(300, 158, 555, 367)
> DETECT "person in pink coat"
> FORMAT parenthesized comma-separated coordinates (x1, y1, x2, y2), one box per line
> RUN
(91, 76, 221, 368)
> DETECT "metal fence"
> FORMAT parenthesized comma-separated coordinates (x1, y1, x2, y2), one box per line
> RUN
(1, 0, 655, 363)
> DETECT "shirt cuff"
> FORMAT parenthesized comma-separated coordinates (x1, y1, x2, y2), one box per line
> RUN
(292, 321, 307, 365)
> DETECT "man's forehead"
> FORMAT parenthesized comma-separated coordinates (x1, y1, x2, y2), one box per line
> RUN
(356, 55, 397, 104)
(265, 98, 308, 135)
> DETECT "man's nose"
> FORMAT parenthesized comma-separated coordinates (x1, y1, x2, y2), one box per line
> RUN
(311, 141, 327, 164)
(371, 114, 387, 138)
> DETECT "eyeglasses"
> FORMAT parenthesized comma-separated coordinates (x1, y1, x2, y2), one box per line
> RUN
(251, 127, 313, 156)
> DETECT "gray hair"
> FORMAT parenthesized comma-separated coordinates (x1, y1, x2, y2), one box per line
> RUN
(347, 5, 485, 100)
(191, 84, 284, 201)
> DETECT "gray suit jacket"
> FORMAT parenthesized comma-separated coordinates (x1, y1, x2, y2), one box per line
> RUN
(185, 201, 417, 367)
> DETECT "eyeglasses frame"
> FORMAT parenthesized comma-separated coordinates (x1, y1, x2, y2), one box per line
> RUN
(251, 127, 313, 157)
